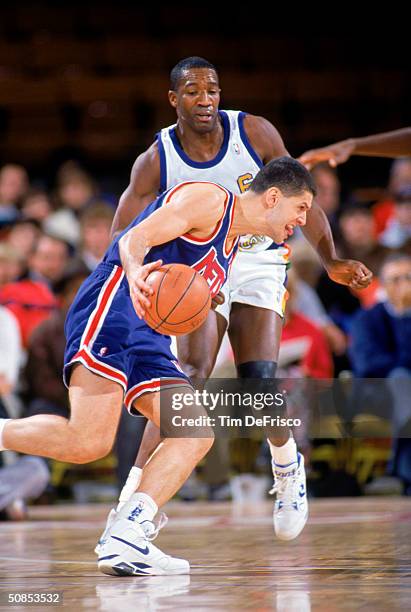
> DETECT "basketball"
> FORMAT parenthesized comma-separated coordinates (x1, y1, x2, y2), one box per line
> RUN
(143, 263, 211, 335)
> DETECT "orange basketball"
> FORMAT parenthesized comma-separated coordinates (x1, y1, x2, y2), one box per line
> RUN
(144, 263, 211, 335)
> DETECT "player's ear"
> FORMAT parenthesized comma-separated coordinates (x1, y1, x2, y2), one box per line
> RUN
(265, 187, 280, 209)
(168, 90, 177, 108)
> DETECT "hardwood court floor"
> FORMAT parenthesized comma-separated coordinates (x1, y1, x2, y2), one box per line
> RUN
(0, 498, 410, 611)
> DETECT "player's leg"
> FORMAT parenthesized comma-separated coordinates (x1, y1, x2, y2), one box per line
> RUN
(98, 385, 214, 576)
(229, 302, 308, 541)
(0, 364, 123, 463)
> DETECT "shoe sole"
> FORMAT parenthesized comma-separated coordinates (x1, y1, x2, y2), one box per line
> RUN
(98, 559, 190, 577)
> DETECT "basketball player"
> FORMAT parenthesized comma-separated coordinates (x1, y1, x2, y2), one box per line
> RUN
(299, 127, 411, 169)
(0, 158, 316, 575)
(97, 57, 373, 547)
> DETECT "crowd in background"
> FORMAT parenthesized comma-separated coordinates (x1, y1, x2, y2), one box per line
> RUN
(0, 154, 410, 512)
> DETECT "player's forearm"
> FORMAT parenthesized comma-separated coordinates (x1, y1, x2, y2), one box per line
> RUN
(348, 128, 411, 158)
(119, 228, 149, 276)
(302, 202, 337, 268)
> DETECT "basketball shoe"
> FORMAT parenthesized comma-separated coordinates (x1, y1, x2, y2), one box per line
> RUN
(97, 513, 190, 576)
(95, 508, 118, 555)
(270, 452, 308, 541)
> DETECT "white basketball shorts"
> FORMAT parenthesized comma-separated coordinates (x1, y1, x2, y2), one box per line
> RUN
(216, 245, 290, 322)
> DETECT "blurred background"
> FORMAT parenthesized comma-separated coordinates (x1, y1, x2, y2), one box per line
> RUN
(0, 1, 410, 514)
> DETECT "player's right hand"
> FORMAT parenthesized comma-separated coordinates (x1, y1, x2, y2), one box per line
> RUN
(127, 259, 163, 318)
(298, 139, 355, 170)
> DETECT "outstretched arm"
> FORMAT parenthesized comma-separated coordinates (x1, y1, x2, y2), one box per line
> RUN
(302, 201, 373, 290)
(299, 127, 411, 170)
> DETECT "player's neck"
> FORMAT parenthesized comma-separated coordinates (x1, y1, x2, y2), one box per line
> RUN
(174, 117, 224, 162)
(230, 191, 267, 238)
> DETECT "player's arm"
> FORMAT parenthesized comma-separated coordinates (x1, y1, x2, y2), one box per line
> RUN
(242, 115, 289, 162)
(111, 142, 161, 238)
(299, 127, 411, 170)
(302, 201, 373, 290)
(119, 185, 223, 317)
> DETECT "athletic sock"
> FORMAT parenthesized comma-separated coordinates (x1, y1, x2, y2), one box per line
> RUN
(117, 491, 158, 525)
(269, 436, 298, 468)
(116, 466, 142, 511)
(0, 419, 10, 451)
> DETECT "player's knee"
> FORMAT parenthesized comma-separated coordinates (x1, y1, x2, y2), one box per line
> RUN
(189, 434, 214, 462)
(179, 355, 215, 380)
(70, 438, 113, 464)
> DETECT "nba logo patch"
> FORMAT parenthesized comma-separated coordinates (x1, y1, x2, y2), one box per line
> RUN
(98, 346, 108, 357)
(233, 142, 241, 155)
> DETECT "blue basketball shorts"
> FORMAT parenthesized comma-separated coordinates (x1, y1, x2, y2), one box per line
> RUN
(63, 262, 191, 414)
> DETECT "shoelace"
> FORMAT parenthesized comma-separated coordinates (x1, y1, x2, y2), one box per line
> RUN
(269, 473, 298, 505)
(140, 512, 169, 541)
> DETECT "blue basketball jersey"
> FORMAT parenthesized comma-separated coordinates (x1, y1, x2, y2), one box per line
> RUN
(103, 181, 238, 297)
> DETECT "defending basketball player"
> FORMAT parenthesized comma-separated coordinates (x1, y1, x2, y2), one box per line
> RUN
(98, 57, 373, 549)
(0, 157, 316, 576)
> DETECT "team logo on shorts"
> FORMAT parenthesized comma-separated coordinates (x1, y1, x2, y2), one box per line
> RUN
(98, 347, 108, 357)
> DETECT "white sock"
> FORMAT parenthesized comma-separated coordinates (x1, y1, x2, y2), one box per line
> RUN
(0, 419, 10, 451)
(118, 491, 158, 524)
(116, 466, 142, 511)
(269, 436, 298, 468)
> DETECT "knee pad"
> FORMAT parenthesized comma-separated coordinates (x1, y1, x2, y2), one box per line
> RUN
(236, 360, 277, 379)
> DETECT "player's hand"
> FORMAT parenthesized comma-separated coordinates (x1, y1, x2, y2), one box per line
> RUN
(127, 259, 163, 318)
(326, 258, 373, 290)
(298, 139, 355, 170)
(211, 291, 225, 310)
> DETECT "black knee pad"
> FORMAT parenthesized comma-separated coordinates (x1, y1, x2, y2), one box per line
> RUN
(236, 360, 278, 379)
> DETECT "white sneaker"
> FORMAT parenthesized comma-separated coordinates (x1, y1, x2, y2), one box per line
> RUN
(270, 453, 308, 541)
(97, 513, 190, 576)
(95, 508, 118, 555)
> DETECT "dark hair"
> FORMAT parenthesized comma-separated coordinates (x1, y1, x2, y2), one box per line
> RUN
(250, 157, 316, 197)
(170, 57, 218, 91)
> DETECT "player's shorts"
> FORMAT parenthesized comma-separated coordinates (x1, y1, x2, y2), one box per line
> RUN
(63, 262, 191, 414)
(215, 244, 290, 322)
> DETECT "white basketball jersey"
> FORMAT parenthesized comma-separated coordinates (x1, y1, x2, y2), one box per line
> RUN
(157, 110, 274, 252)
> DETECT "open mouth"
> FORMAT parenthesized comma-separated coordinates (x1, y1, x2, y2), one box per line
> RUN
(285, 224, 295, 238)
(195, 113, 214, 123)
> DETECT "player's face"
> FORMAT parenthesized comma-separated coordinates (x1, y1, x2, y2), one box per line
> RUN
(169, 68, 221, 133)
(267, 191, 313, 243)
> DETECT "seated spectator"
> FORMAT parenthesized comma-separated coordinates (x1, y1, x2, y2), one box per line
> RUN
(0, 244, 25, 288)
(21, 188, 53, 223)
(311, 163, 342, 234)
(44, 161, 101, 246)
(338, 204, 391, 306)
(372, 158, 411, 236)
(380, 186, 411, 250)
(350, 252, 411, 494)
(7, 220, 42, 260)
(0, 164, 29, 228)
(29, 233, 72, 291)
(68, 202, 114, 273)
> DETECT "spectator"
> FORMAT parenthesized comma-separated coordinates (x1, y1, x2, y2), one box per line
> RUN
(0, 304, 49, 520)
(21, 188, 53, 223)
(338, 204, 391, 306)
(69, 202, 114, 273)
(0, 244, 25, 288)
(43, 162, 99, 246)
(7, 220, 42, 261)
(350, 253, 411, 494)
(311, 163, 341, 232)
(380, 186, 411, 250)
(0, 164, 29, 228)
(373, 158, 411, 236)
(29, 233, 71, 291)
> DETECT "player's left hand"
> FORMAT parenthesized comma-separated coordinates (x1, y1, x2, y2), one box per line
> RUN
(211, 291, 225, 310)
(326, 258, 373, 290)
